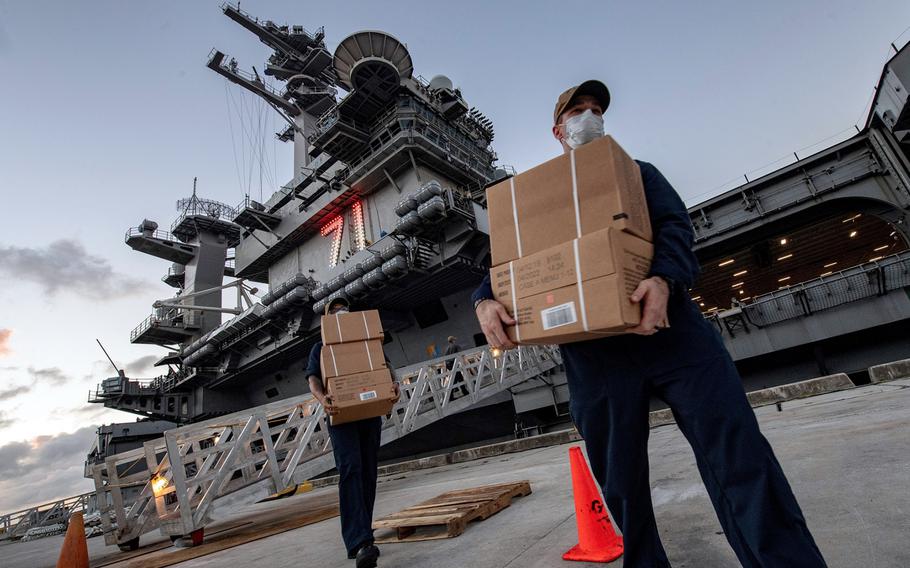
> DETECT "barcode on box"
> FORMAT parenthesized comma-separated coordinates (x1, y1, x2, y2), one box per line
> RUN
(359, 390, 378, 401)
(541, 302, 577, 330)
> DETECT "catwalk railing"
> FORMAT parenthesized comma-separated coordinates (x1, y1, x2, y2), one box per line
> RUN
(0, 492, 99, 541)
(90, 344, 562, 548)
(708, 250, 910, 335)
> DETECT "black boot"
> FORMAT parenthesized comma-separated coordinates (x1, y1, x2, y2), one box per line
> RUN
(355, 543, 380, 568)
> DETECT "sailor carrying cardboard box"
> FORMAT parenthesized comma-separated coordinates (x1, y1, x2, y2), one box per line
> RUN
(469, 80, 826, 566)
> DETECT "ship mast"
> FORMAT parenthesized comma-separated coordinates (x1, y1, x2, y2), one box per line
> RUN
(206, 3, 339, 173)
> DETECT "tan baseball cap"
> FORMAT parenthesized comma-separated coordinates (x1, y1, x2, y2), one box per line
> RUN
(324, 296, 350, 315)
(553, 80, 611, 124)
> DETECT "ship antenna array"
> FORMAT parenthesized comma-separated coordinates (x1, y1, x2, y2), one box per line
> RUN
(96, 338, 125, 378)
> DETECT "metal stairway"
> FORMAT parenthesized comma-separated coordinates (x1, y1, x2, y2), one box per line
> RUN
(90, 343, 562, 549)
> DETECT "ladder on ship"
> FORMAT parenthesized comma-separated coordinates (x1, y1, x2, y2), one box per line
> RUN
(90, 344, 562, 550)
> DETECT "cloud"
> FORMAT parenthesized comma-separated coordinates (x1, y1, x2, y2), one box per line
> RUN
(0, 328, 11, 356)
(0, 240, 152, 299)
(123, 354, 159, 376)
(28, 366, 72, 386)
(0, 427, 97, 479)
(0, 385, 30, 401)
(0, 410, 13, 430)
(0, 427, 98, 509)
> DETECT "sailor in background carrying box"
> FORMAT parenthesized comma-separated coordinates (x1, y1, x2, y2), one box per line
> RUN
(305, 298, 400, 567)
(471, 80, 826, 567)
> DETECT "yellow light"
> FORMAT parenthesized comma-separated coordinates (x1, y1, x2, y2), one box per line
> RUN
(869, 256, 883, 262)
(731, 282, 744, 288)
(490, 347, 502, 358)
(820, 271, 833, 277)
(777, 254, 793, 261)
(152, 475, 169, 495)
(691, 295, 702, 301)
(699, 302, 705, 307)
(780, 238, 788, 245)
(824, 262, 838, 268)
(738, 290, 745, 295)
(874, 245, 889, 252)
(841, 213, 862, 223)
(778, 276, 791, 282)
(733, 270, 748, 277)
(779, 285, 790, 290)
(849, 230, 858, 238)
(718, 259, 735, 267)
(741, 296, 751, 301)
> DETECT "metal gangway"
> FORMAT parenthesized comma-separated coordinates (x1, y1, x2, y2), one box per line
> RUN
(90, 344, 562, 550)
(0, 492, 100, 542)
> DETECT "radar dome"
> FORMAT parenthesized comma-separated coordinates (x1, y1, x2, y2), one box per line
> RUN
(428, 75, 454, 92)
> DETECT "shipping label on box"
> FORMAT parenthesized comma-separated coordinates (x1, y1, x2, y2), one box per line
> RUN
(491, 228, 653, 344)
(321, 310, 384, 345)
(487, 135, 651, 266)
(320, 339, 387, 379)
(326, 368, 397, 426)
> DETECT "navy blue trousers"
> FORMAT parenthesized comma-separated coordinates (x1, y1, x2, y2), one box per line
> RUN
(562, 298, 827, 568)
(327, 416, 382, 557)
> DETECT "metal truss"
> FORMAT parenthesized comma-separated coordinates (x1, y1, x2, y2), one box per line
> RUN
(0, 492, 99, 541)
(90, 344, 561, 547)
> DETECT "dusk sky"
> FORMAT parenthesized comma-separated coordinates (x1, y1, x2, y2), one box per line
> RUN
(0, 0, 907, 511)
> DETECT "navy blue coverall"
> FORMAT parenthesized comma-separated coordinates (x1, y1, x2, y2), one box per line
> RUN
(473, 161, 827, 567)
(306, 341, 382, 558)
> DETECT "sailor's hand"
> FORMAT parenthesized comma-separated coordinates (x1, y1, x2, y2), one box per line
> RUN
(323, 401, 340, 417)
(476, 299, 517, 350)
(391, 382, 401, 404)
(626, 277, 670, 336)
(317, 393, 339, 416)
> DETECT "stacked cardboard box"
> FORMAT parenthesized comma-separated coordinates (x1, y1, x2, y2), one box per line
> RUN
(319, 310, 396, 425)
(486, 135, 654, 344)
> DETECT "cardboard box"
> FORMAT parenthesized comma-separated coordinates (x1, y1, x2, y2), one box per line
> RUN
(487, 135, 651, 266)
(490, 228, 653, 344)
(320, 339, 387, 379)
(321, 310, 384, 345)
(326, 368, 397, 425)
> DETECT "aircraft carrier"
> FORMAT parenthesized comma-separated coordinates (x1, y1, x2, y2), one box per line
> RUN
(81, 4, 910, 474)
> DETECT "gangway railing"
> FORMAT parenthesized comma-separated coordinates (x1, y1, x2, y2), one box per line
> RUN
(124, 227, 179, 243)
(91, 344, 562, 548)
(708, 250, 910, 335)
(0, 492, 99, 541)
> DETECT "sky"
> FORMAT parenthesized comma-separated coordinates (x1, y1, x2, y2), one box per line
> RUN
(0, 0, 908, 511)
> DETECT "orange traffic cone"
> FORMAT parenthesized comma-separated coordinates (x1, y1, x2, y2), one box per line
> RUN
(563, 446, 624, 563)
(56, 511, 89, 568)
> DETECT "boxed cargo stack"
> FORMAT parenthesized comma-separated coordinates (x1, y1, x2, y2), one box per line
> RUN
(485, 136, 654, 344)
(319, 310, 396, 425)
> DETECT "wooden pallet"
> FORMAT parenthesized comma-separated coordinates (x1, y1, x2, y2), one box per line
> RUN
(372, 480, 531, 543)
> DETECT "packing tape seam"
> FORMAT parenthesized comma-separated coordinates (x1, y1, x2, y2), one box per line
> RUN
(509, 261, 520, 342)
(570, 150, 582, 239)
(510, 178, 523, 258)
(362, 312, 369, 338)
(573, 238, 588, 331)
(329, 345, 338, 377)
(366, 340, 374, 370)
(335, 313, 343, 342)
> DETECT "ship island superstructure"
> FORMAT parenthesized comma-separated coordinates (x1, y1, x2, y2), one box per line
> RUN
(87, 5, 532, 460)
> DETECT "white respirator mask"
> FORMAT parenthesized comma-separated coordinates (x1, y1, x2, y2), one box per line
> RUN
(334, 308, 349, 315)
(563, 109, 605, 149)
